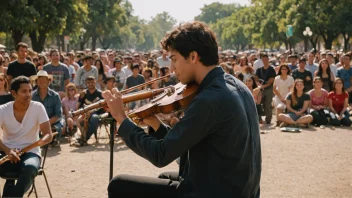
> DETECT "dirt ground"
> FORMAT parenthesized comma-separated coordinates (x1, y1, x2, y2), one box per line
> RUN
(1, 123, 351, 198)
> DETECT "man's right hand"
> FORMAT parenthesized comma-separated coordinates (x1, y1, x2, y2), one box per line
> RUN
(7, 149, 20, 163)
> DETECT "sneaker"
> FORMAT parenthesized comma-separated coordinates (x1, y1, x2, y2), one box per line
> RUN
(276, 121, 281, 127)
(279, 122, 287, 127)
(73, 139, 87, 147)
(51, 139, 60, 147)
(320, 125, 325, 129)
(297, 123, 308, 128)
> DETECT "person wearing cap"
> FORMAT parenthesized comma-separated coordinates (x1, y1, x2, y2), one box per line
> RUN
(107, 59, 127, 91)
(292, 58, 313, 92)
(74, 55, 99, 89)
(75, 76, 104, 146)
(156, 50, 171, 68)
(31, 70, 63, 146)
(7, 42, 37, 86)
(133, 53, 141, 64)
(107, 52, 115, 69)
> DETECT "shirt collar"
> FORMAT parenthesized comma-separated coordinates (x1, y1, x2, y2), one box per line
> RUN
(197, 66, 224, 93)
(33, 88, 54, 96)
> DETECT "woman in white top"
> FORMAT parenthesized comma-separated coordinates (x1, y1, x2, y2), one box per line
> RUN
(273, 64, 294, 126)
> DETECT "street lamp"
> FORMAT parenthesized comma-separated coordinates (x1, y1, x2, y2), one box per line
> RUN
(303, 27, 314, 52)
(303, 27, 312, 37)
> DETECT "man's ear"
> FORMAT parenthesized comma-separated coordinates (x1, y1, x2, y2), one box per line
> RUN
(11, 90, 16, 99)
(190, 51, 198, 62)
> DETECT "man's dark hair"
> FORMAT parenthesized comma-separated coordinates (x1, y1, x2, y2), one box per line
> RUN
(160, 21, 219, 66)
(11, 76, 30, 92)
(50, 49, 59, 56)
(261, 54, 269, 59)
(16, 42, 28, 51)
(132, 64, 139, 70)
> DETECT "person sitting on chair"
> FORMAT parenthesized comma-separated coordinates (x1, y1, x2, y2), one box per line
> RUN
(0, 76, 53, 197)
(74, 76, 104, 146)
(31, 70, 63, 146)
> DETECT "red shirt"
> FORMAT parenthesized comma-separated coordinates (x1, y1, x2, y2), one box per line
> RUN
(328, 92, 349, 113)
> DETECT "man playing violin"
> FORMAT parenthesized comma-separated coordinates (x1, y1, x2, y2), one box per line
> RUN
(0, 76, 53, 197)
(103, 21, 261, 198)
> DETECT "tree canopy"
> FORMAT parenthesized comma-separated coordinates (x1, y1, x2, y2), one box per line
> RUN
(0, 0, 350, 51)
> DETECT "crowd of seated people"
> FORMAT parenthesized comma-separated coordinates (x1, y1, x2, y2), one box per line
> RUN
(0, 42, 351, 147)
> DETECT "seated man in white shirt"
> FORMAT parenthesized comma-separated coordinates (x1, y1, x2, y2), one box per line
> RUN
(0, 76, 53, 197)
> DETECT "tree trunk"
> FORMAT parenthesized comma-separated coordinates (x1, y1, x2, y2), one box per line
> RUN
(343, 34, 350, 52)
(29, 31, 47, 52)
(11, 30, 24, 46)
(284, 40, 288, 50)
(320, 32, 337, 50)
(56, 35, 61, 53)
(91, 34, 97, 51)
(60, 35, 65, 53)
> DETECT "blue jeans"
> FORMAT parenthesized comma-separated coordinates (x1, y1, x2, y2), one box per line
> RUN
(0, 152, 41, 197)
(86, 113, 100, 141)
(330, 111, 351, 126)
(52, 121, 63, 140)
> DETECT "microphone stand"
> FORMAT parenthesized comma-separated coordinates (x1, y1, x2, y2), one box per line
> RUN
(99, 116, 116, 181)
(109, 118, 116, 181)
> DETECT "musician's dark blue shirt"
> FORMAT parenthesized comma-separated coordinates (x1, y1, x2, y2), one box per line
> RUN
(118, 66, 262, 197)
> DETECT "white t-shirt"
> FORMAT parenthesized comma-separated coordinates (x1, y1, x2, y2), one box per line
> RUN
(107, 68, 127, 90)
(274, 75, 294, 100)
(330, 64, 337, 76)
(68, 64, 76, 82)
(122, 65, 132, 77)
(253, 59, 263, 73)
(156, 56, 171, 68)
(0, 101, 49, 157)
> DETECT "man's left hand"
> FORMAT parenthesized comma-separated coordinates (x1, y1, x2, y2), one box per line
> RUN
(102, 88, 127, 124)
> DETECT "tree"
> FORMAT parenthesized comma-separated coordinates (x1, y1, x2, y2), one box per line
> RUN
(23, 0, 89, 52)
(146, 12, 176, 49)
(0, 0, 35, 45)
(212, 9, 250, 50)
(83, 0, 128, 50)
(195, 2, 242, 24)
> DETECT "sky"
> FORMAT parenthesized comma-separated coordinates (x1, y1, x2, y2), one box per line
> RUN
(128, 0, 250, 23)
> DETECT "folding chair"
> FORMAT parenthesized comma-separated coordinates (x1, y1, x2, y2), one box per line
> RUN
(0, 144, 53, 198)
(27, 144, 53, 198)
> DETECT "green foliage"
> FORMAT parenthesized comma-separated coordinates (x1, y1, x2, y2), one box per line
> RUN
(207, 0, 352, 51)
(195, 2, 242, 24)
(1, 0, 350, 51)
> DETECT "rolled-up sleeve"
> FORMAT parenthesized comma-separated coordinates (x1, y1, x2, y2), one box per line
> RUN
(53, 94, 62, 118)
(118, 98, 213, 168)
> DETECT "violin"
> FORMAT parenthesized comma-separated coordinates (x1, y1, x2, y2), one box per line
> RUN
(128, 82, 198, 120)
(70, 75, 199, 120)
